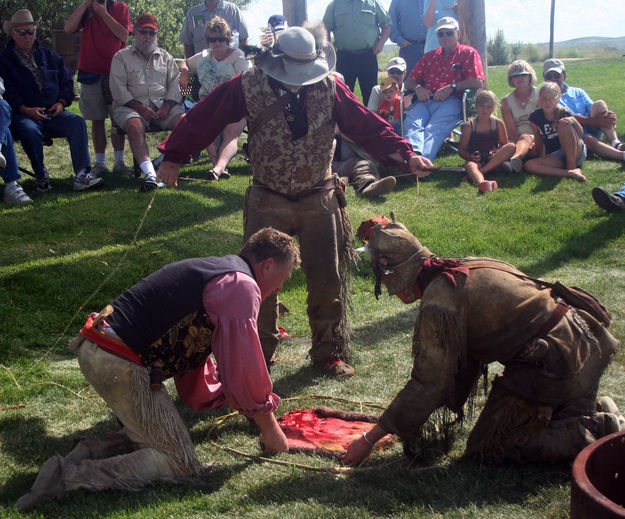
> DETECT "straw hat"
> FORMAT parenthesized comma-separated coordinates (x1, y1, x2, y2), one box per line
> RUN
(3, 9, 40, 35)
(258, 27, 336, 87)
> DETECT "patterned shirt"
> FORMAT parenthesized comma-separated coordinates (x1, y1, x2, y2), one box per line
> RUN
(409, 43, 484, 94)
(14, 48, 44, 90)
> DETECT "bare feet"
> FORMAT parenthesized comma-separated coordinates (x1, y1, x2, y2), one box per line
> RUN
(567, 168, 587, 182)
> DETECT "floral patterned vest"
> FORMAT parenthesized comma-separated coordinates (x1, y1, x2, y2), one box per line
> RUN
(241, 68, 337, 195)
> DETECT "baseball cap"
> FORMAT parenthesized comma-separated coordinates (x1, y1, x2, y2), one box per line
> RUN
(136, 13, 158, 30)
(543, 58, 565, 77)
(268, 14, 287, 32)
(387, 56, 406, 72)
(434, 16, 459, 32)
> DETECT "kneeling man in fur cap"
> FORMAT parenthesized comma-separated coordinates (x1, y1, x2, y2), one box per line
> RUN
(343, 217, 623, 466)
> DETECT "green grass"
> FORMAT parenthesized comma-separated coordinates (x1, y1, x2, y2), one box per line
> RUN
(1, 57, 625, 518)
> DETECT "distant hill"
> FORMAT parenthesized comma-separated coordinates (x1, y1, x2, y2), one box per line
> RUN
(536, 36, 625, 53)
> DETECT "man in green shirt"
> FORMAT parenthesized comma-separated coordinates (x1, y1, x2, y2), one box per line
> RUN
(323, 0, 391, 106)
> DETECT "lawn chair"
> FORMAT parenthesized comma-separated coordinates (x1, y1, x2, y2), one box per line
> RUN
(441, 88, 480, 153)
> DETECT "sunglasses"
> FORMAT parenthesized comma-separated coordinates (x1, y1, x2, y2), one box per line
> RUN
(388, 68, 403, 75)
(545, 72, 562, 80)
(14, 28, 36, 36)
(436, 30, 455, 38)
(136, 28, 157, 36)
(207, 37, 229, 43)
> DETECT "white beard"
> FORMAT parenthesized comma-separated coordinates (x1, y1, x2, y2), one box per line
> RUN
(134, 36, 158, 57)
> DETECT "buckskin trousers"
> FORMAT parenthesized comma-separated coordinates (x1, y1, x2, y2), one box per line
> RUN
(243, 185, 350, 365)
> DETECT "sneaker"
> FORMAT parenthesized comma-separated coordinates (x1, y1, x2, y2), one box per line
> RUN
(501, 161, 513, 174)
(90, 163, 109, 176)
(112, 161, 134, 177)
(361, 176, 397, 198)
(592, 187, 625, 213)
(35, 171, 52, 193)
(73, 171, 104, 191)
(152, 154, 164, 171)
(0, 150, 6, 170)
(3, 183, 32, 204)
(140, 175, 158, 192)
(510, 157, 523, 173)
(314, 357, 355, 377)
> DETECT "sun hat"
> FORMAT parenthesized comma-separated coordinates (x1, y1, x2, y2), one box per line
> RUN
(380, 77, 398, 93)
(3, 9, 40, 35)
(135, 13, 158, 30)
(543, 58, 565, 77)
(434, 16, 459, 32)
(258, 26, 336, 87)
(386, 56, 406, 72)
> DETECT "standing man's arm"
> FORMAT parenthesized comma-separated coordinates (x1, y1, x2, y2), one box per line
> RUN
(91, 0, 129, 41)
(64, 0, 90, 33)
(373, 25, 391, 55)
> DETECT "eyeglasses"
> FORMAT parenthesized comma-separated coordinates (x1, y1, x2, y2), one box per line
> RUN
(545, 72, 562, 80)
(436, 30, 455, 38)
(388, 68, 403, 75)
(207, 37, 229, 43)
(136, 28, 157, 36)
(14, 28, 36, 36)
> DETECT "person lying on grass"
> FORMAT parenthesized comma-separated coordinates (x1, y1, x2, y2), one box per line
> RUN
(457, 90, 515, 193)
(525, 81, 587, 182)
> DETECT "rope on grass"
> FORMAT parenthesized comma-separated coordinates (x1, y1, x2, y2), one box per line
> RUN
(205, 394, 447, 475)
(2, 190, 159, 399)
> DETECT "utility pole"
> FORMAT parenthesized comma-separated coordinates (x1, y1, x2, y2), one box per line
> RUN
(549, 0, 556, 58)
(282, 0, 308, 27)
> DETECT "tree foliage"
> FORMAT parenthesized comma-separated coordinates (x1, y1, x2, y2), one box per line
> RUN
(1, 0, 252, 57)
(487, 29, 509, 66)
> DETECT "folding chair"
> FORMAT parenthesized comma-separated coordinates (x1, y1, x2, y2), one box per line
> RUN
(441, 88, 480, 153)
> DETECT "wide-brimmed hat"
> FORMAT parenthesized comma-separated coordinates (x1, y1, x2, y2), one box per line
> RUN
(435, 16, 459, 32)
(258, 26, 336, 87)
(3, 9, 40, 35)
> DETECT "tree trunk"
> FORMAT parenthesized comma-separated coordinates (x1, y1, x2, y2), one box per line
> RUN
(282, 0, 308, 27)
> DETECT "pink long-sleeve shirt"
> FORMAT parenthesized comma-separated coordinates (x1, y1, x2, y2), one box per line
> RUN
(174, 272, 280, 418)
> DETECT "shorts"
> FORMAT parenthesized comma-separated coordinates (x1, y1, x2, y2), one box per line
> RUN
(79, 79, 114, 121)
(548, 142, 587, 168)
(113, 103, 185, 131)
(582, 125, 602, 140)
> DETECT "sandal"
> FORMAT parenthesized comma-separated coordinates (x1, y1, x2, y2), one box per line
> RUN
(206, 169, 219, 181)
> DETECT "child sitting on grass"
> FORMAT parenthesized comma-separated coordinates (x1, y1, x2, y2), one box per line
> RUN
(458, 90, 515, 193)
(525, 82, 587, 182)
(377, 78, 405, 134)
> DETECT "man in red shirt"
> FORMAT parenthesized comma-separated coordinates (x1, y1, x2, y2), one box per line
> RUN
(65, 0, 133, 176)
(403, 16, 484, 161)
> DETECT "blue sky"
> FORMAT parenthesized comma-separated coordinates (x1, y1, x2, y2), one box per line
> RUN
(243, 0, 625, 45)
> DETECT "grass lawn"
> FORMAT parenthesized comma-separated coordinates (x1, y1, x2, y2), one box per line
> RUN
(1, 57, 624, 518)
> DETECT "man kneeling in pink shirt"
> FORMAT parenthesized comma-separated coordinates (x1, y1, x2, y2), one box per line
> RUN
(16, 227, 300, 510)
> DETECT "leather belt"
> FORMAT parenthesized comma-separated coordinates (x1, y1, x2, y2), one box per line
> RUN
(252, 177, 336, 201)
(539, 302, 569, 335)
(340, 48, 372, 55)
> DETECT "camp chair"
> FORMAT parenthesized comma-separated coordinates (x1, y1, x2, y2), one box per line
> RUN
(441, 88, 480, 153)
(15, 133, 56, 178)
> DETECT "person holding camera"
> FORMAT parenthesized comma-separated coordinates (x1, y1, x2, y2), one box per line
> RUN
(458, 90, 515, 193)
(0, 9, 102, 192)
(65, 0, 134, 177)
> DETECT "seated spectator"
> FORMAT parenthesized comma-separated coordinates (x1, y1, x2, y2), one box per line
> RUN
(1, 76, 31, 203)
(0, 9, 102, 193)
(458, 90, 514, 193)
(543, 59, 625, 162)
(367, 56, 408, 113)
(500, 60, 539, 174)
(377, 78, 407, 135)
(525, 82, 586, 182)
(179, 16, 250, 180)
(110, 13, 184, 191)
(403, 17, 484, 161)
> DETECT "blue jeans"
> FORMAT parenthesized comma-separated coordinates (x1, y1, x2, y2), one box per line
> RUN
(615, 182, 625, 199)
(0, 99, 20, 183)
(403, 96, 462, 161)
(11, 110, 91, 178)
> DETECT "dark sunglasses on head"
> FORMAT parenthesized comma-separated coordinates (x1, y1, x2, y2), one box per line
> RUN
(208, 37, 229, 43)
(14, 28, 36, 36)
(137, 28, 157, 36)
(436, 30, 455, 38)
(388, 68, 403, 75)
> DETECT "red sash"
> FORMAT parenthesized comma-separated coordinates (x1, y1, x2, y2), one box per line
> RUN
(80, 315, 143, 365)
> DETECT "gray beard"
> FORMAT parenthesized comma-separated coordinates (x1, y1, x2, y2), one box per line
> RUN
(134, 36, 158, 57)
